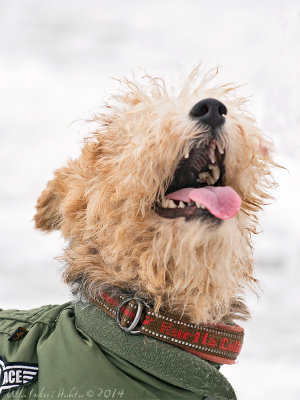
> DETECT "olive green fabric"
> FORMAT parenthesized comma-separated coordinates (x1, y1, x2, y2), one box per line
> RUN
(0, 302, 237, 400)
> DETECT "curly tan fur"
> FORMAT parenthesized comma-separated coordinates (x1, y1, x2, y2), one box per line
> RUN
(34, 66, 277, 324)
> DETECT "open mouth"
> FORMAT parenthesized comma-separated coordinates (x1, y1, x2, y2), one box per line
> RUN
(154, 136, 241, 222)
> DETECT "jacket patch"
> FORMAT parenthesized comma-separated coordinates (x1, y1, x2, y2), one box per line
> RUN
(8, 327, 28, 342)
(0, 356, 38, 398)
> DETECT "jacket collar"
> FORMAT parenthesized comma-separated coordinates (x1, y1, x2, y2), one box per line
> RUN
(89, 292, 244, 365)
(74, 300, 236, 400)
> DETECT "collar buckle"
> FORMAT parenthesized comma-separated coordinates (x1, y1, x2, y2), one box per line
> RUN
(115, 297, 148, 335)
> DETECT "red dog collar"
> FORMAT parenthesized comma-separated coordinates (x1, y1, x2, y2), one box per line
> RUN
(91, 292, 244, 365)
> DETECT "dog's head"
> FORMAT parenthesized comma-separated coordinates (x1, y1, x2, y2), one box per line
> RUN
(34, 67, 276, 323)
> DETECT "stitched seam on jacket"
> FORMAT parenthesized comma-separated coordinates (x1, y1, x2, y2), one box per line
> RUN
(0, 305, 73, 332)
(0, 317, 47, 326)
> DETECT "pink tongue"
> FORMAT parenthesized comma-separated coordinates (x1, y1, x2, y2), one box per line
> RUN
(166, 186, 241, 220)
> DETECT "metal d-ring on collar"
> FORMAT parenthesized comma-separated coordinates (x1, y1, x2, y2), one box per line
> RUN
(115, 297, 148, 335)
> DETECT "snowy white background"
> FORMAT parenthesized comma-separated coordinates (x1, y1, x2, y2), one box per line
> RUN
(0, 1, 300, 398)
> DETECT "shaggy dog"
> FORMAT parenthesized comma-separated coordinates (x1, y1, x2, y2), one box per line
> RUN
(34, 67, 275, 325)
(14, 66, 277, 399)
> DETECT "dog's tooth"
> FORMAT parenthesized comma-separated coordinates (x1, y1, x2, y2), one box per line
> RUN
(184, 149, 189, 159)
(168, 200, 176, 208)
(209, 164, 220, 181)
(198, 172, 209, 180)
(178, 201, 185, 208)
(209, 144, 217, 164)
(161, 197, 169, 208)
(221, 136, 226, 151)
(209, 152, 216, 164)
(197, 172, 214, 185)
(196, 201, 206, 209)
(216, 140, 225, 154)
(210, 155, 216, 164)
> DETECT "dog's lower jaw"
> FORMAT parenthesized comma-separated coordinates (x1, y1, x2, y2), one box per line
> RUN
(63, 213, 253, 326)
(154, 204, 223, 224)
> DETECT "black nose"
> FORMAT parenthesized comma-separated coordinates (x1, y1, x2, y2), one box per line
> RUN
(189, 98, 227, 129)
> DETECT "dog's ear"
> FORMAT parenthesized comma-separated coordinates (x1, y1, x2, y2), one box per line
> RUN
(34, 169, 66, 232)
(34, 160, 86, 233)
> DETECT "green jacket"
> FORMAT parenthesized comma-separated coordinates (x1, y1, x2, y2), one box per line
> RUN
(0, 302, 236, 400)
